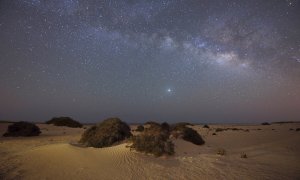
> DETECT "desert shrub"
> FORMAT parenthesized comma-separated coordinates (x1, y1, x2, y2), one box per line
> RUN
(79, 117, 132, 148)
(3, 121, 41, 137)
(171, 123, 205, 145)
(212, 133, 217, 135)
(241, 152, 247, 158)
(231, 128, 240, 131)
(217, 148, 226, 155)
(215, 128, 224, 132)
(171, 122, 189, 132)
(46, 117, 82, 128)
(144, 121, 160, 126)
(161, 122, 170, 132)
(203, 124, 209, 128)
(261, 122, 270, 125)
(131, 124, 174, 157)
(136, 125, 144, 132)
(181, 127, 205, 145)
(131, 134, 174, 157)
(172, 122, 193, 130)
(296, 128, 300, 131)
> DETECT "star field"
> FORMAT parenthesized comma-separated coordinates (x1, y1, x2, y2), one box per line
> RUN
(0, 0, 300, 123)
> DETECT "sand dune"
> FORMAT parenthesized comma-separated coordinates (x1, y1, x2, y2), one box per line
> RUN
(1, 123, 300, 179)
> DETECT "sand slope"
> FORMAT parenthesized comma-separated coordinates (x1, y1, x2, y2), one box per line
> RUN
(1, 123, 300, 179)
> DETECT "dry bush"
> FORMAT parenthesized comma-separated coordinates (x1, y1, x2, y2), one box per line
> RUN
(217, 148, 226, 155)
(161, 122, 170, 132)
(171, 123, 205, 145)
(144, 121, 160, 126)
(215, 128, 224, 132)
(203, 124, 209, 128)
(261, 122, 270, 125)
(46, 117, 82, 128)
(212, 133, 217, 135)
(79, 117, 132, 148)
(3, 121, 41, 137)
(131, 122, 174, 157)
(240, 152, 247, 158)
(135, 125, 144, 132)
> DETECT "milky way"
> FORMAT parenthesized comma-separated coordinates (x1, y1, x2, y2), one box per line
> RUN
(0, 0, 299, 123)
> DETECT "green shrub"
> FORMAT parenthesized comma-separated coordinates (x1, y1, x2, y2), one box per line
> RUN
(3, 121, 41, 137)
(46, 117, 82, 128)
(79, 117, 132, 148)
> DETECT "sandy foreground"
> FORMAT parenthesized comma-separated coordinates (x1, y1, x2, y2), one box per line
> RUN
(0, 123, 300, 180)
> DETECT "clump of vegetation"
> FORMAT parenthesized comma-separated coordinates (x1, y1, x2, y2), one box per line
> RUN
(240, 152, 247, 158)
(273, 121, 299, 124)
(261, 122, 270, 125)
(79, 117, 132, 148)
(171, 123, 205, 145)
(172, 122, 193, 128)
(46, 117, 82, 128)
(203, 124, 210, 128)
(212, 133, 217, 135)
(135, 125, 144, 132)
(131, 122, 174, 157)
(3, 121, 41, 137)
(217, 148, 226, 156)
(144, 121, 160, 126)
(181, 127, 205, 145)
(231, 128, 240, 131)
(296, 128, 300, 131)
(161, 122, 170, 132)
(215, 128, 224, 132)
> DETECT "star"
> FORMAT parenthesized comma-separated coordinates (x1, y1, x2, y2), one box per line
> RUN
(0, 0, 299, 123)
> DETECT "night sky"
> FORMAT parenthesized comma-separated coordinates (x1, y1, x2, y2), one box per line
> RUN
(0, 0, 299, 123)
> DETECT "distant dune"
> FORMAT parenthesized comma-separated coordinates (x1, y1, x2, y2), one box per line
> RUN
(1, 123, 300, 179)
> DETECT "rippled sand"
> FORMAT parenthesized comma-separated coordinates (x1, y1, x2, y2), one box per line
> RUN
(0, 123, 300, 179)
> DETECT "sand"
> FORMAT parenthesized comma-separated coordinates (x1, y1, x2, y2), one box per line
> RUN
(0, 123, 300, 180)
